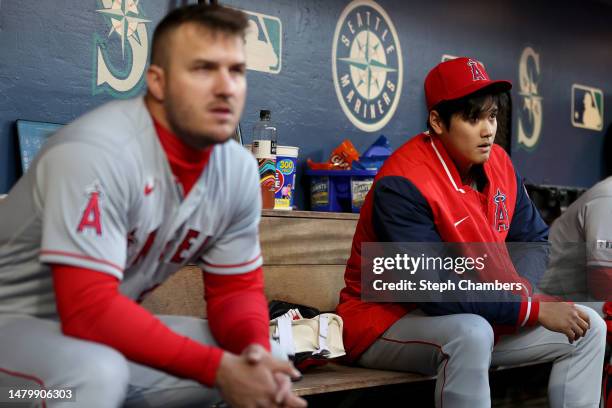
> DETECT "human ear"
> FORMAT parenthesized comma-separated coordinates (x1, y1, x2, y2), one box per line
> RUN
(146, 65, 166, 101)
(429, 110, 445, 135)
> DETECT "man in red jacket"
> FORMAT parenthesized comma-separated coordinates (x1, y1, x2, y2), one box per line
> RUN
(337, 57, 606, 407)
(0, 4, 305, 408)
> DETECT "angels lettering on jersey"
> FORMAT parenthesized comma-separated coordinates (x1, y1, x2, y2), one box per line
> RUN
(76, 180, 208, 270)
(127, 227, 209, 269)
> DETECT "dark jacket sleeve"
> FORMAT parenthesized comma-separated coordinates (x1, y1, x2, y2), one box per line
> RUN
(506, 171, 550, 288)
(372, 176, 522, 326)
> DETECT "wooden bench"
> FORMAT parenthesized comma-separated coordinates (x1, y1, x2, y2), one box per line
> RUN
(142, 210, 429, 396)
(141, 209, 541, 397)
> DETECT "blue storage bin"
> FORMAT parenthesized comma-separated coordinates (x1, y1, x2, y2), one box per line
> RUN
(306, 169, 377, 213)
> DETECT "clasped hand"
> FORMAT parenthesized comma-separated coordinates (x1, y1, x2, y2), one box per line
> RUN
(216, 344, 308, 408)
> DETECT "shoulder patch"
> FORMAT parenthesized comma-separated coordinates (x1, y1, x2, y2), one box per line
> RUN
(77, 184, 103, 236)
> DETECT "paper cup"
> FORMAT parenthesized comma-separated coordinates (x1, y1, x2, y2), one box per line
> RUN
(274, 146, 299, 210)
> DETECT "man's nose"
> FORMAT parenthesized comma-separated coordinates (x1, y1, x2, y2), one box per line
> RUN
(214, 69, 235, 96)
(481, 119, 495, 138)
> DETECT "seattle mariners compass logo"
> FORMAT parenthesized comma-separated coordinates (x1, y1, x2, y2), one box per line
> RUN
(332, 0, 403, 132)
(93, 0, 151, 98)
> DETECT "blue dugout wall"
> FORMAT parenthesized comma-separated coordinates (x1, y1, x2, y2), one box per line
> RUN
(1, 0, 610, 209)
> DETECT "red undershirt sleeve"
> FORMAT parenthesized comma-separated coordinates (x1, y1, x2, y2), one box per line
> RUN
(518, 298, 540, 327)
(52, 264, 223, 387)
(204, 267, 270, 354)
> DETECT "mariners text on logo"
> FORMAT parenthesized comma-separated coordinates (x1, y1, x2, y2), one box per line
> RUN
(332, 1, 403, 132)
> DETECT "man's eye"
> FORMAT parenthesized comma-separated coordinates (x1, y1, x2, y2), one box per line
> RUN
(231, 66, 246, 75)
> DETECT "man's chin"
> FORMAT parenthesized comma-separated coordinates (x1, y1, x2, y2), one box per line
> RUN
(179, 130, 234, 149)
(469, 155, 490, 166)
(210, 127, 236, 143)
(198, 133, 233, 147)
(208, 123, 237, 140)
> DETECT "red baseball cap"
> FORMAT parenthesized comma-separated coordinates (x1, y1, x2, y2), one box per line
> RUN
(424, 57, 512, 111)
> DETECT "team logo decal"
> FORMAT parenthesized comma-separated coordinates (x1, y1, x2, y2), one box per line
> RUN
(332, 0, 403, 132)
(468, 59, 487, 81)
(93, 0, 151, 98)
(77, 182, 104, 236)
(243, 10, 282, 74)
(493, 189, 509, 232)
(517, 46, 543, 150)
(571, 84, 604, 131)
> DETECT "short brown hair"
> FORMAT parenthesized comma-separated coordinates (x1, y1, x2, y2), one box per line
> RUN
(151, 4, 248, 66)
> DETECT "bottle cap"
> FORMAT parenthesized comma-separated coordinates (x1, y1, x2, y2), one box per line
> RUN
(259, 110, 271, 121)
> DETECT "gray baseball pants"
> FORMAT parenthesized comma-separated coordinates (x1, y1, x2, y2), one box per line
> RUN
(0, 314, 259, 408)
(359, 305, 606, 408)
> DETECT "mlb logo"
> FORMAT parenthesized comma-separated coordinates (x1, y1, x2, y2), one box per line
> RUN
(571, 84, 604, 131)
(243, 11, 282, 74)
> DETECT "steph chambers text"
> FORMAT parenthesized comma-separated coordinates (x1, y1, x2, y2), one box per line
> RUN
(372, 279, 525, 292)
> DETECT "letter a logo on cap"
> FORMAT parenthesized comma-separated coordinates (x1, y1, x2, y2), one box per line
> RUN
(468, 59, 486, 81)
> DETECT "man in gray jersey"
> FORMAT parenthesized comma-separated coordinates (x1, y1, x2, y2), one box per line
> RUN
(542, 123, 611, 307)
(542, 126, 612, 348)
(0, 4, 305, 408)
(542, 177, 612, 304)
(541, 129, 612, 404)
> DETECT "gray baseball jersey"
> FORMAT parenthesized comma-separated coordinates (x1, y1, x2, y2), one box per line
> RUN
(541, 176, 612, 300)
(0, 96, 262, 319)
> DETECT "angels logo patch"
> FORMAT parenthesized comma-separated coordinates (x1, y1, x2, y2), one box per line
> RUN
(467, 59, 487, 81)
(493, 188, 509, 232)
(77, 183, 104, 236)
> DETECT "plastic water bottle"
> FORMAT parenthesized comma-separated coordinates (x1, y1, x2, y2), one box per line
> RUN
(252, 110, 277, 209)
